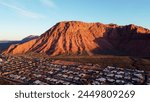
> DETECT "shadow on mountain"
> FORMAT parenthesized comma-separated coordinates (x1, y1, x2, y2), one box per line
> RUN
(92, 32, 150, 58)
(0, 41, 19, 53)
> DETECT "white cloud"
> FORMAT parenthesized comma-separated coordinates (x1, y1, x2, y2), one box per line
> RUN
(40, 0, 57, 8)
(0, 2, 45, 19)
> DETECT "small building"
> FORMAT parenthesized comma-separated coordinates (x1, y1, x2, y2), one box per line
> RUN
(107, 77, 115, 83)
(117, 71, 124, 75)
(132, 78, 141, 83)
(92, 81, 101, 85)
(107, 73, 114, 77)
(96, 77, 106, 82)
(115, 75, 123, 79)
(133, 73, 144, 79)
(115, 80, 125, 84)
(33, 80, 48, 85)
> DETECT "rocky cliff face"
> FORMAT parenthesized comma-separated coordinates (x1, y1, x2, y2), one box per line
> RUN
(3, 21, 150, 56)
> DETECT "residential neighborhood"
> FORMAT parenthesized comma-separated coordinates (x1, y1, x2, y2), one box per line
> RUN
(0, 54, 150, 85)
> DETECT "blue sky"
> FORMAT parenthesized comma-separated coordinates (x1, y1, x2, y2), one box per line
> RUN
(0, 0, 150, 40)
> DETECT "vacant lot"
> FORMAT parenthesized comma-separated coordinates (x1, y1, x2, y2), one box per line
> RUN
(49, 55, 150, 71)
(16, 53, 150, 71)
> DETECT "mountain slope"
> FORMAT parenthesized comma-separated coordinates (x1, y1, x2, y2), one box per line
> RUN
(3, 21, 150, 57)
(21, 35, 39, 43)
(0, 35, 38, 53)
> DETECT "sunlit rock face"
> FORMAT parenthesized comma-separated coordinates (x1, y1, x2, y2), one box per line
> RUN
(3, 21, 150, 57)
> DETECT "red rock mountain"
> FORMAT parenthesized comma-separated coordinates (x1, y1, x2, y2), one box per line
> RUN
(3, 21, 150, 56)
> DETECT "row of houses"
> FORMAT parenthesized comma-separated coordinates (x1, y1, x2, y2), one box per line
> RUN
(0, 55, 150, 85)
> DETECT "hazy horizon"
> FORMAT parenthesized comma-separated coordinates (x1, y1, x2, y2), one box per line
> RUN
(0, 0, 150, 40)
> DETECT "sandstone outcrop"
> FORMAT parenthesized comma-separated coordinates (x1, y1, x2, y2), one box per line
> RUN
(3, 21, 150, 56)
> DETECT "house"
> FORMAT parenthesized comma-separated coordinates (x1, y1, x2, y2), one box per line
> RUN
(133, 73, 144, 79)
(115, 80, 125, 84)
(117, 71, 124, 75)
(115, 75, 123, 79)
(124, 76, 131, 80)
(92, 81, 101, 85)
(96, 77, 106, 82)
(107, 73, 114, 77)
(9, 74, 21, 80)
(33, 80, 48, 85)
(132, 78, 141, 83)
(107, 77, 115, 83)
